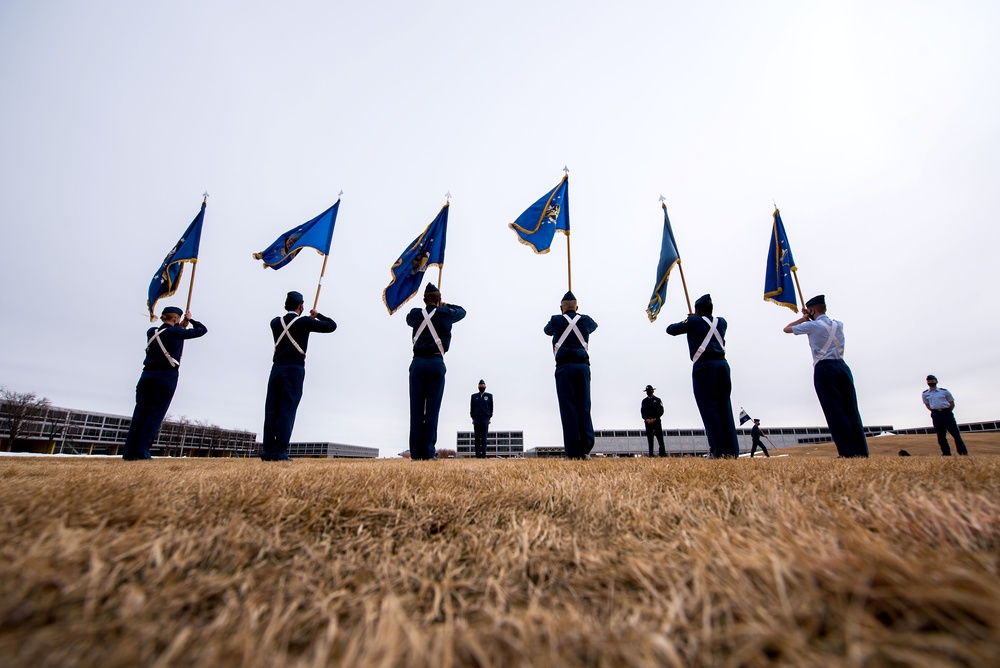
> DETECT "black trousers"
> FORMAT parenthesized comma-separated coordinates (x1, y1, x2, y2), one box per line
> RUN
(645, 419, 665, 456)
(473, 418, 489, 458)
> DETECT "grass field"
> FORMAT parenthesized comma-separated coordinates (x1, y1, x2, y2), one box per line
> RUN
(1, 434, 998, 667)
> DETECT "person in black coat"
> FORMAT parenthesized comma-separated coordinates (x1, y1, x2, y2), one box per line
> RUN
(261, 291, 337, 461)
(641, 384, 667, 457)
(122, 306, 207, 460)
(750, 419, 770, 457)
(470, 379, 494, 458)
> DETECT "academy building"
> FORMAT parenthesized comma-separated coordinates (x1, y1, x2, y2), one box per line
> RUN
(523, 423, 896, 458)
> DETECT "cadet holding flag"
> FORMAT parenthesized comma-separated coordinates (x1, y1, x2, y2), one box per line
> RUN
(261, 291, 337, 461)
(407, 283, 465, 460)
(545, 291, 598, 459)
(667, 294, 739, 458)
(123, 307, 208, 460)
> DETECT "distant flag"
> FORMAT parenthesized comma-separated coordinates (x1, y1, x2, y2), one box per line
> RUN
(253, 200, 340, 270)
(646, 202, 682, 322)
(383, 203, 449, 315)
(147, 201, 205, 321)
(509, 174, 570, 253)
(739, 408, 752, 425)
(763, 208, 798, 312)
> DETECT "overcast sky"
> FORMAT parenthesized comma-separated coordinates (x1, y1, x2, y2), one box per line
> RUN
(2, 1, 998, 457)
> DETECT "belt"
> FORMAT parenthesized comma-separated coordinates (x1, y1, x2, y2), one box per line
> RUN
(932, 408, 951, 412)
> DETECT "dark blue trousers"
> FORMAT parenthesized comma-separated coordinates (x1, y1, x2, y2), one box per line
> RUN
(409, 356, 446, 460)
(262, 364, 305, 461)
(122, 369, 178, 460)
(473, 418, 489, 458)
(555, 363, 594, 458)
(813, 359, 868, 458)
(691, 359, 739, 458)
(931, 409, 968, 455)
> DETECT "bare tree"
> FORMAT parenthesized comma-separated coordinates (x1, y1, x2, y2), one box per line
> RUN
(0, 387, 52, 452)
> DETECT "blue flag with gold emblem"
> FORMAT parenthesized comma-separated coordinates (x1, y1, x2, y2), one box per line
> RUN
(646, 203, 682, 322)
(253, 200, 340, 270)
(383, 203, 449, 315)
(763, 209, 798, 312)
(146, 201, 205, 321)
(509, 175, 569, 253)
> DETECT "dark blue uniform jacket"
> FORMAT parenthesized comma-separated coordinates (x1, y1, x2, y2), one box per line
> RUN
(143, 320, 208, 370)
(270, 312, 337, 366)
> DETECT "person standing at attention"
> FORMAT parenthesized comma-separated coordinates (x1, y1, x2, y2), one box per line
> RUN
(406, 283, 466, 460)
(122, 306, 207, 460)
(641, 384, 667, 457)
(922, 374, 969, 456)
(470, 379, 493, 458)
(261, 290, 337, 461)
(784, 294, 868, 458)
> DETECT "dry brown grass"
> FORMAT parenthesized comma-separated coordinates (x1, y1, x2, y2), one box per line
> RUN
(1, 437, 999, 667)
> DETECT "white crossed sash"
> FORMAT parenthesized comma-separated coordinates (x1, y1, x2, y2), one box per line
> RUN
(553, 313, 588, 358)
(812, 318, 844, 365)
(692, 316, 725, 363)
(413, 308, 446, 356)
(146, 327, 179, 368)
(275, 314, 306, 356)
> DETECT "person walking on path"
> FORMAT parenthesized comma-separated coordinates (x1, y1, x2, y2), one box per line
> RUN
(750, 418, 770, 458)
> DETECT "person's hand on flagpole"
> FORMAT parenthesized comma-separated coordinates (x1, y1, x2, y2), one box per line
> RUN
(181, 310, 192, 328)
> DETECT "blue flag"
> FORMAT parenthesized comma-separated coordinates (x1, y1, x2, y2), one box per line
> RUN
(509, 175, 570, 253)
(253, 200, 340, 270)
(383, 203, 449, 315)
(147, 201, 205, 321)
(739, 408, 752, 425)
(646, 203, 682, 322)
(763, 209, 798, 312)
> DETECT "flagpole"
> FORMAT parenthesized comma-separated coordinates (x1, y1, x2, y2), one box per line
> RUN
(312, 253, 329, 311)
(676, 260, 693, 313)
(791, 268, 804, 311)
(566, 233, 573, 292)
(185, 191, 209, 314)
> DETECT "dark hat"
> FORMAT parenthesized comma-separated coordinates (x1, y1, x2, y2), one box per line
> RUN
(478, 379, 485, 384)
(753, 418, 760, 423)
(286, 290, 304, 304)
(424, 283, 440, 294)
(926, 374, 937, 381)
(161, 306, 183, 317)
(805, 294, 825, 308)
(644, 385, 655, 392)
(562, 290, 576, 301)
(694, 293, 712, 307)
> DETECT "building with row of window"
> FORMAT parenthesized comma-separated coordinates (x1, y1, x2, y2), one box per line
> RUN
(0, 403, 377, 459)
(524, 423, 896, 458)
(455, 431, 525, 458)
